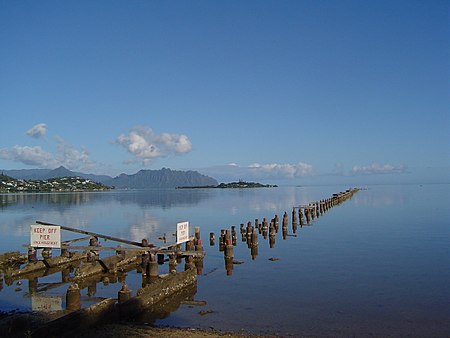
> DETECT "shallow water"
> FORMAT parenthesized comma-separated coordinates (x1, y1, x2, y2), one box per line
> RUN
(0, 184, 449, 336)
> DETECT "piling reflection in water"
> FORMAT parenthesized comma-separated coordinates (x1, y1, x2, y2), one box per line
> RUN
(209, 188, 359, 275)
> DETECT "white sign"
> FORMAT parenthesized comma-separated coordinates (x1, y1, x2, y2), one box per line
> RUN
(176, 221, 189, 244)
(30, 225, 61, 248)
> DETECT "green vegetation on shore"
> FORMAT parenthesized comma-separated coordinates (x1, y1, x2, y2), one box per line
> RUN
(0, 173, 112, 193)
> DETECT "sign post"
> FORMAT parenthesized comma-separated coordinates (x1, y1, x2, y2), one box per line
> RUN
(176, 221, 189, 244)
(30, 224, 61, 248)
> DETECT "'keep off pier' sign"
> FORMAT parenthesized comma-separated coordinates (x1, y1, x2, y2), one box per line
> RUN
(176, 221, 189, 244)
(30, 224, 61, 248)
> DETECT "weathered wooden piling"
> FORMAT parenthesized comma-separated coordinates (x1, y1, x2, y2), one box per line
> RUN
(269, 221, 276, 248)
(224, 240, 234, 260)
(224, 257, 233, 276)
(141, 252, 150, 271)
(194, 226, 201, 244)
(269, 234, 276, 248)
(274, 215, 279, 232)
(209, 232, 215, 246)
(28, 247, 37, 262)
(282, 211, 288, 228)
(309, 205, 315, 220)
(174, 245, 182, 264)
(118, 283, 132, 303)
(157, 253, 165, 265)
(246, 222, 253, 242)
(185, 239, 194, 251)
(66, 283, 81, 311)
(219, 229, 225, 251)
(231, 226, 237, 245)
(28, 277, 37, 295)
(292, 221, 298, 234)
(251, 228, 258, 260)
(148, 253, 158, 278)
(241, 227, 247, 242)
(298, 208, 304, 226)
(102, 276, 110, 286)
(282, 211, 289, 240)
(42, 247, 52, 259)
(86, 250, 96, 262)
(169, 254, 177, 274)
(89, 236, 99, 246)
(251, 244, 258, 260)
(292, 208, 298, 225)
(305, 207, 311, 223)
(192, 227, 203, 252)
(251, 228, 258, 246)
(87, 282, 97, 297)
(292, 208, 298, 233)
(195, 239, 203, 252)
(224, 229, 231, 244)
(260, 218, 267, 238)
(194, 254, 203, 275)
(115, 245, 125, 260)
(184, 255, 195, 271)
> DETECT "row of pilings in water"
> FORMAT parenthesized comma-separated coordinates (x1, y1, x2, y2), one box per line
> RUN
(0, 188, 359, 315)
(210, 188, 359, 275)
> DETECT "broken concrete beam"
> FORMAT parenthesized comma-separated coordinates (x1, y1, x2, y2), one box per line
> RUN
(72, 251, 138, 281)
(124, 283, 198, 324)
(118, 268, 197, 315)
(6, 251, 85, 279)
(0, 251, 27, 268)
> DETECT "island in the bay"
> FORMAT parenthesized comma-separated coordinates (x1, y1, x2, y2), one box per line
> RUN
(177, 180, 277, 189)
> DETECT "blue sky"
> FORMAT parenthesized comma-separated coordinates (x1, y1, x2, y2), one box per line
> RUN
(0, 0, 448, 184)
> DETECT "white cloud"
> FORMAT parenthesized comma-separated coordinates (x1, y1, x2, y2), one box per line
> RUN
(54, 136, 95, 171)
(0, 137, 96, 171)
(26, 123, 47, 138)
(350, 163, 406, 175)
(248, 162, 313, 178)
(159, 133, 192, 153)
(200, 162, 314, 181)
(0, 145, 56, 167)
(116, 126, 192, 165)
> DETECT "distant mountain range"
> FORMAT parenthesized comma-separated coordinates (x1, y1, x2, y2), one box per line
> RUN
(1, 166, 218, 189)
(106, 168, 218, 189)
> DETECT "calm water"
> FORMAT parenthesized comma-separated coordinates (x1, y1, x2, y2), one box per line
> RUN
(0, 184, 449, 337)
